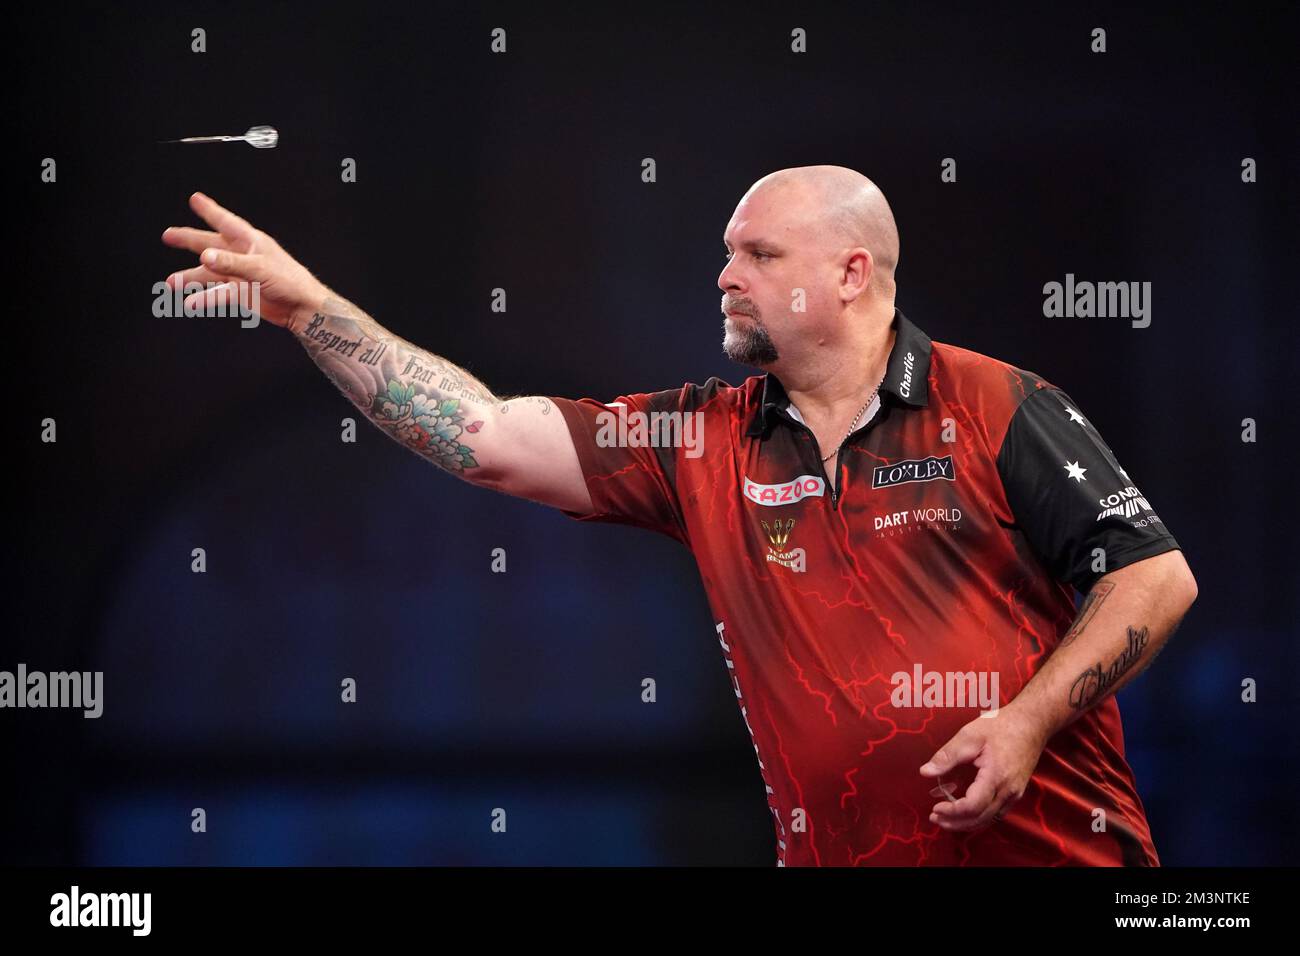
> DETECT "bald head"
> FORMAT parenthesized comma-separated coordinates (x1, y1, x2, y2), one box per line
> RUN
(743, 165, 899, 298)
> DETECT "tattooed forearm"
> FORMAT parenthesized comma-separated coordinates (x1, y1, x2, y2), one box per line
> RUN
(1067, 625, 1150, 711)
(1060, 580, 1116, 647)
(295, 297, 503, 475)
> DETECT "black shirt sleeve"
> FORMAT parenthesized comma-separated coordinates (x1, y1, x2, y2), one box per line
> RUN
(995, 387, 1181, 594)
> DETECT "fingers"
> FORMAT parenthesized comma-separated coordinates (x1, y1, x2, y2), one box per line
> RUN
(932, 777, 1022, 832)
(932, 768, 1007, 831)
(200, 246, 262, 282)
(161, 225, 228, 255)
(919, 733, 982, 777)
(934, 790, 1011, 832)
(181, 281, 256, 316)
(934, 765, 996, 821)
(164, 264, 224, 289)
(189, 191, 259, 245)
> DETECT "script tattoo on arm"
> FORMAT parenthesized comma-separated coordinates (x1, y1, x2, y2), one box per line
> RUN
(295, 298, 507, 475)
(1060, 580, 1116, 647)
(1067, 624, 1150, 711)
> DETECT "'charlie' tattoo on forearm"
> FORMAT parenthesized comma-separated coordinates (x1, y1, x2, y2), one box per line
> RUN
(1061, 580, 1116, 647)
(1068, 625, 1150, 711)
(295, 299, 500, 474)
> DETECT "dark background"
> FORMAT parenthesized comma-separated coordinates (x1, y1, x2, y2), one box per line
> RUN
(6, 1, 1297, 865)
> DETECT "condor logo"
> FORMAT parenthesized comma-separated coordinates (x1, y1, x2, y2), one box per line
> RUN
(742, 474, 827, 507)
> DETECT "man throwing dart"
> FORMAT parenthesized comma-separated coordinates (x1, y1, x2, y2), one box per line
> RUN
(161, 166, 1197, 865)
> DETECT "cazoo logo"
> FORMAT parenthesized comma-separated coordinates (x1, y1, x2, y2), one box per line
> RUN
(743, 474, 826, 507)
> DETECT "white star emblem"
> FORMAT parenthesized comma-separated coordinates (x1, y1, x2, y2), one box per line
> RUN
(1065, 406, 1087, 425)
(1064, 460, 1088, 482)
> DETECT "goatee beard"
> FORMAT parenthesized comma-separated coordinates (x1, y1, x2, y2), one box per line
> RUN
(722, 317, 779, 365)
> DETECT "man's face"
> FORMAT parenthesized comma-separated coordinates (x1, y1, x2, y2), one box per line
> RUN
(717, 186, 832, 367)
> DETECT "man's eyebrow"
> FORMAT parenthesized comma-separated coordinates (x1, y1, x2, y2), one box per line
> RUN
(723, 237, 784, 252)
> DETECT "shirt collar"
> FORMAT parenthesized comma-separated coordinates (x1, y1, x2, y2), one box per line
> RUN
(745, 307, 932, 438)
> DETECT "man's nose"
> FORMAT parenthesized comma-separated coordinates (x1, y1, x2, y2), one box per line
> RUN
(718, 259, 745, 294)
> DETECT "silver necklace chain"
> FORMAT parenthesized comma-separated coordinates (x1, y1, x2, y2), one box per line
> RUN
(819, 377, 885, 463)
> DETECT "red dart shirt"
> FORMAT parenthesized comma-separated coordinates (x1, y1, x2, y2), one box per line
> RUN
(550, 308, 1182, 866)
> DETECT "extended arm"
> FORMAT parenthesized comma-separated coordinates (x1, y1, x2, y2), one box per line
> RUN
(162, 192, 593, 514)
(289, 295, 590, 512)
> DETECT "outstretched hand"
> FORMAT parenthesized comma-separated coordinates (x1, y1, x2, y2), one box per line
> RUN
(161, 192, 331, 331)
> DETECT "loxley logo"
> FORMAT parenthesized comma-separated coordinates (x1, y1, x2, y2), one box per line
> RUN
(50, 886, 151, 936)
(872, 455, 955, 489)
